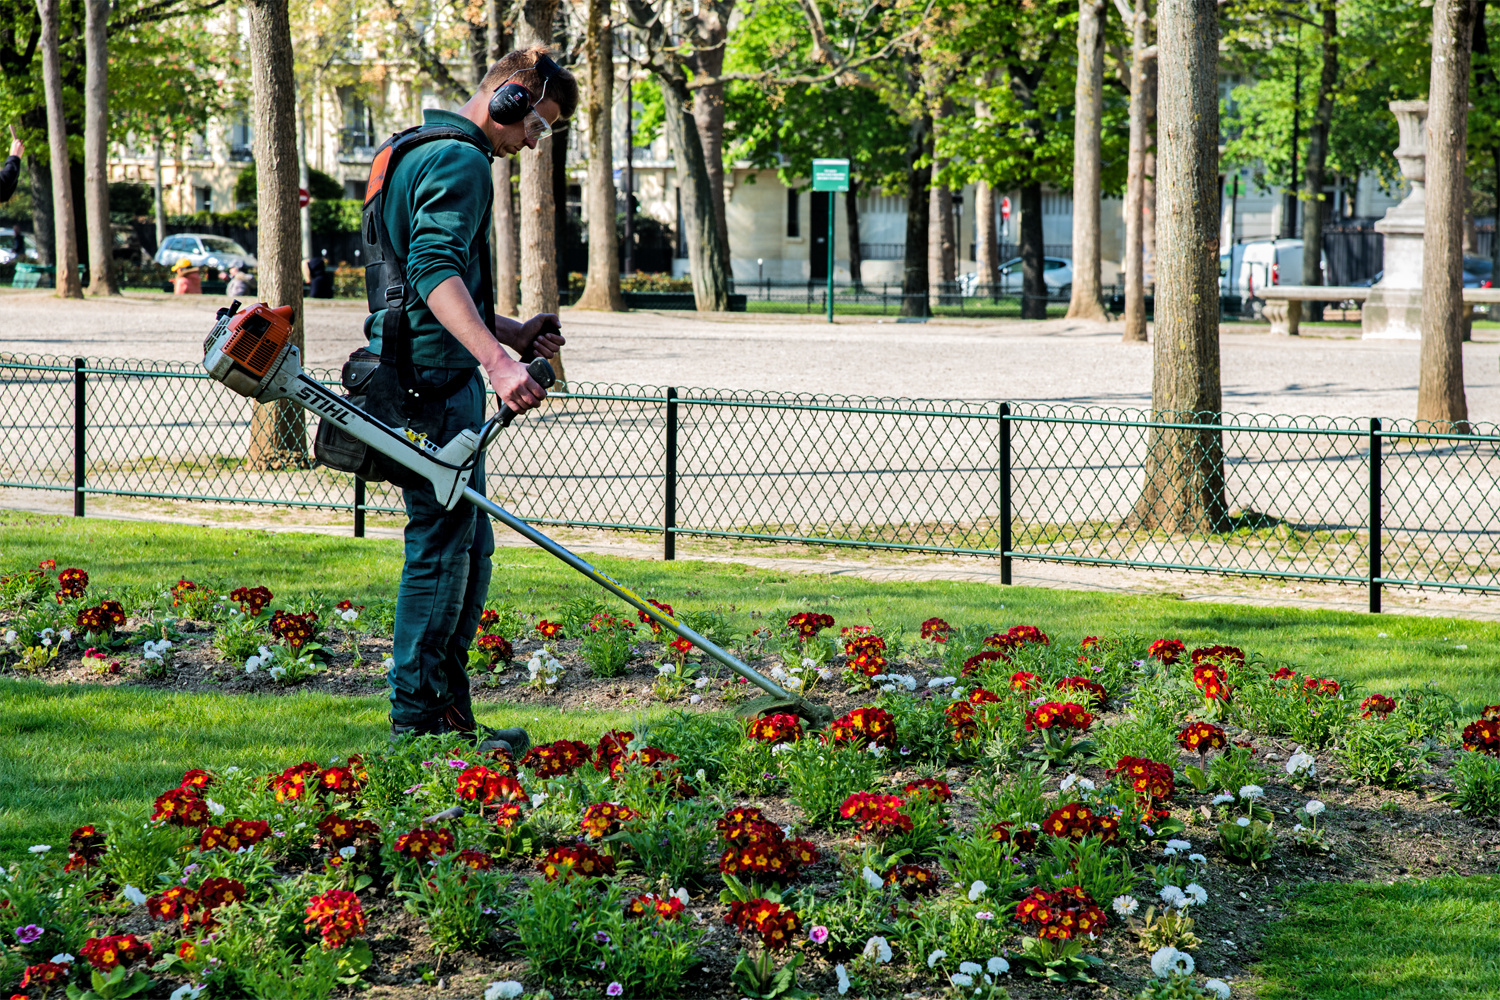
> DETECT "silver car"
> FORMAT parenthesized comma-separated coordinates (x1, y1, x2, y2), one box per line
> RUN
(960, 256, 1073, 298)
(0, 227, 38, 266)
(154, 233, 258, 272)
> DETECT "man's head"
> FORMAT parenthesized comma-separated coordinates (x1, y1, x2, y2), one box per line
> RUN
(465, 46, 578, 156)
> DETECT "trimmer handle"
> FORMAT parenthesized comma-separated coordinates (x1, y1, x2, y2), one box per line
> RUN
(497, 357, 557, 428)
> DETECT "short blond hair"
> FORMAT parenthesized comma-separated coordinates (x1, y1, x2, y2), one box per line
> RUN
(479, 45, 578, 121)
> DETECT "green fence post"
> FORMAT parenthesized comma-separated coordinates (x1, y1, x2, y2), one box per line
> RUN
(73, 357, 85, 517)
(1000, 402, 1011, 584)
(1369, 417, 1381, 614)
(664, 388, 678, 560)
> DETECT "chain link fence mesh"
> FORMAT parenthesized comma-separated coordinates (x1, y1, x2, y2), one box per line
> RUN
(2, 354, 1497, 598)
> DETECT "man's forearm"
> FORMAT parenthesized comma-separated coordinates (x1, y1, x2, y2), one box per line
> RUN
(425, 275, 508, 372)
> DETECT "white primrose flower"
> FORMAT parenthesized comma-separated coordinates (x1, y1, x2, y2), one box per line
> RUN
(1150, 947, 1195, 977)
(928, 676, 956, 689)
(339, 846, 357, 859)
(1059, 773, 1080, 792)
(1166, 839, 1192, 851)
(339, 608, 359, 622)
(689, 694, 702, 704)
(1112, 895, 1139, 918)
(770, 666, 788, 681)
(1286, 751, 1316, 776)
(987, 956, 1009, 975)
(206, 798, 225, 816)
(801, 657, 817, 670)
(382, 655, 395, 671)
(3, 630, 15, 643)
(968, 880, 988, 901)
(950, 973, 974, 988)
(861, 866, 884, 890)
(1305, 799, 1326, 817)
(484, 982, 524, 1000)
(868, 745, 887, 758)
(50, 954, 74, 965)
(28, 844, 50, 853)
(268, 665, 287, 680)
(530, 792, 548, 807)
(657, 664, 675, 677)
(123, 885, 148, 905)
(834, 963, 850, 995)
(169, 985, 204, 1000)
(817, 667, 835, 681)
(1211, 793, 1235, 806)
(959, 962, 982, 975)
(694, 675, 710, 689)
(1236, 817, 1251, 828)
(1239, 784, 1265, 800)
(770, 743, 794, 756)
(1204, 978, 1232, 999)
(862, 936, 892, 964)
(1159, 885, 1187, 908)
(927, 949, 947, 968)
(1185, 882, 1208, 905)
(671, 888, 690, 905)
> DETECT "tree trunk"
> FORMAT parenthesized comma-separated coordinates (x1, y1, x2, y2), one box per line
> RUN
(1300, 1, 1337, 319)
(900, 115, 931, 317)
(246, 0, 308, 469)
(518, 0, 562, 333)
(1019, 181, 1046, 319)
(1417, 0, 1477, 428)
(690, 1, 733, 265)
(488, 0, 518, 316)
(1142, 56, 1158, 285)
(1130, 0, 1225, 533)
(153, 141, 166, 250)
(576, 1, 625, 310)
(845, 180, 863, 290)
(659, 77, 729, 311)
(930, 178, 955, 301)
(1121, 0, 1150, 341)
(83, 0, 114, 295)
(1067, 0, 1106, 320)
(37, 0, 81, 299)
(975, 180, 998, 300)
(298, 100, 312, 261)
(28, 156, 54, 266)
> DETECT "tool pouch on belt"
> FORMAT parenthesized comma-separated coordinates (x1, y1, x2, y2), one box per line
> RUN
(311, 121, 494, 491)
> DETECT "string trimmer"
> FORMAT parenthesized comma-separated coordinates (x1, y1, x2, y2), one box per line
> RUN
(202, 302, 834, 727)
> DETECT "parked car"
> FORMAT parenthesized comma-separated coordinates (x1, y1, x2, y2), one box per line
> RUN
(1235, 239, 1327, 300)
(154, 233, 257, 272)
(1463, 255, 1493, 289)
(961, 256, 1072, 297)
(0, 227, 38, 266)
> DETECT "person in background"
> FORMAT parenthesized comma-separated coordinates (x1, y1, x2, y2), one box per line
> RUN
(1, 125, 23, 202)
(226, 264, 253, 298)
(308, 251, 335, 299)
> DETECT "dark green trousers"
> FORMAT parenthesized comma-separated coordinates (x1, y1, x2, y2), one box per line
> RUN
(387, 368, 494, 729)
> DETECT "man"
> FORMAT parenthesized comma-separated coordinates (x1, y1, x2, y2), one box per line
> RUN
(0, 125, 23, 202)
(372, 46, 576, 752)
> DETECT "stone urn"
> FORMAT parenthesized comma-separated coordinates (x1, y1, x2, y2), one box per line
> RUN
(1362, 101, 1428, 340)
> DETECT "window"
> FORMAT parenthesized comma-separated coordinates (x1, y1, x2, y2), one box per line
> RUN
(195, 187, 213, 212)
(344, 179, 367, 201)
(340, 89, 375, 153)
(786, 189, 800, 238)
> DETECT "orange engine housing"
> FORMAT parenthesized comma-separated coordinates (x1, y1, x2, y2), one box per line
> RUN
(221, 304, 296, 379)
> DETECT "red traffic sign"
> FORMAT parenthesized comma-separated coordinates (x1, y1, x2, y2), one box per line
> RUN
(298, 188, 310, 209)
(1000, 196, 1011, 222)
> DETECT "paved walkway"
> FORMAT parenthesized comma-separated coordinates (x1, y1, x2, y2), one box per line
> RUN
(3, 288, 1499, 420)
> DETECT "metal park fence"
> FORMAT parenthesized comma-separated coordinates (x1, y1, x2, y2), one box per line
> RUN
(2, 354, 1498, 612)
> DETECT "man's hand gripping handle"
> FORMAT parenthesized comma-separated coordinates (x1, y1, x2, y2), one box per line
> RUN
(497, 358, 556, 428)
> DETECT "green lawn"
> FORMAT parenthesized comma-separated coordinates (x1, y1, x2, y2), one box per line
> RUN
(1254, 877, 1500, 999)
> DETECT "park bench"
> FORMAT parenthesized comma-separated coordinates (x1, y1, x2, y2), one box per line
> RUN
(1259, 285, 1500, 336)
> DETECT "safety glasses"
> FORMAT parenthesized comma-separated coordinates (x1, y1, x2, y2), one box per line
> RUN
(524, 108, 553, 142)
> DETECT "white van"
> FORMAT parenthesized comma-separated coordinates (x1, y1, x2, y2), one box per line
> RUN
(1237, 239, 1327, 301)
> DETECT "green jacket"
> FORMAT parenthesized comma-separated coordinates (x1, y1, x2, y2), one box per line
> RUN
(365, 109, 494, 368)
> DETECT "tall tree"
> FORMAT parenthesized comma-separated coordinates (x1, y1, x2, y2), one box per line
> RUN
(82, 0, 114, 295)
(689, 0, 734, 264)
(627, 0, 728, 311)
(575, 0, 625, 310)
(1067, 0, 1107, 320)
(1299, 2, 1338, 314)
(35, 0, 80, 298)
(1130, 0, 1225, 532)
(1117, 0, 1152, 342)
(517, 0, 562, 325)
(247, 0, 306, 468)
(1417, 0, 1478, 427)
(900, 107, 932, 317)
(490, 0, 519, 316)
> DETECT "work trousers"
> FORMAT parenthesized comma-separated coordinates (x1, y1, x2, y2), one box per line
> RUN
(387, 367, 494, 728)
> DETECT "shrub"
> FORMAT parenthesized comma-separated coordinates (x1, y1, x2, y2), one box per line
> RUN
(781, 741, 880, 826)
(639, 711, 743, 784)
(1334, 720, 1434, 787)
(1445, 752, 1500, 818)
(580, 612, 638, 678)
(1089, 715, 1180, 768)
(399, 855, 512, 954)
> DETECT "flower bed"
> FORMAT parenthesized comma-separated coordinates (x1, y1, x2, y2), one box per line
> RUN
(3, 565, 1500, 999)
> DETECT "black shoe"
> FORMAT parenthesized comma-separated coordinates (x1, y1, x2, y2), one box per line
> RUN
(442, 705, 530, 757)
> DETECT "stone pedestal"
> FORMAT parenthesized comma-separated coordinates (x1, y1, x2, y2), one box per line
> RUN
(1363, 101, 1427, 341)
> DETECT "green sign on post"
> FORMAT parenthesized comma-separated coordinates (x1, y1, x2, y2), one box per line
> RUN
(811, 159, 850, 323)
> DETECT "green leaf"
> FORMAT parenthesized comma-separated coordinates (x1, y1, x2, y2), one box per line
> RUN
(337, 938, 374, 978)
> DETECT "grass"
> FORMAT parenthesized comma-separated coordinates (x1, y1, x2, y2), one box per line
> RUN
(741, 299, 1068, 319)
(0, 681, 660, 859)
(1254, 876, 1500, 998)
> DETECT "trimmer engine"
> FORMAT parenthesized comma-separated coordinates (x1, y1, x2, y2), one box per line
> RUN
(203, 302, 298, 400)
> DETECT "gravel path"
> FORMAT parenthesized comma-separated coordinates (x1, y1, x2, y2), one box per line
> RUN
(3, 288, 1498, 420)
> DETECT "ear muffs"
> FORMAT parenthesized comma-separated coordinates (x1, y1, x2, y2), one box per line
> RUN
(488, 81, 535, 125)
